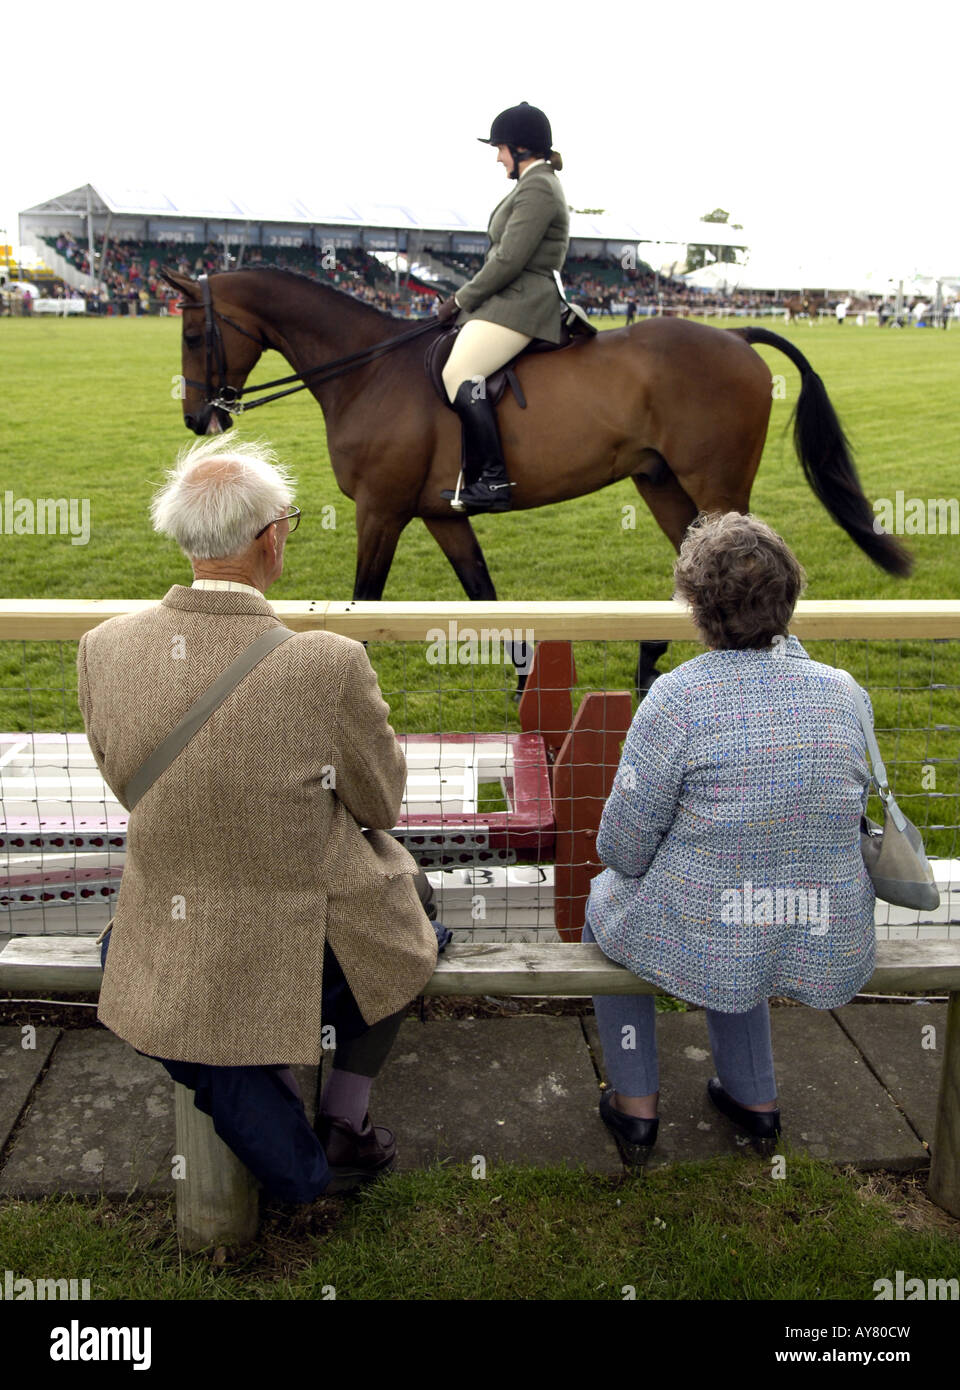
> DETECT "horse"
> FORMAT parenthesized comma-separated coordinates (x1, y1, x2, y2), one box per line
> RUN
(783, 294, 826, 325)
(160, 266, 911, 692)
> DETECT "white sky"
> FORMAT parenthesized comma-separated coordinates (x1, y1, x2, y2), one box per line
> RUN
(3, 0, 957, 280)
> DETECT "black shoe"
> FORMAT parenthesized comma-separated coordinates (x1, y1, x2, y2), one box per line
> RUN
(441, 379, 514, 513)
(707, 1078, 781, 1156)
(441, 477, 515, 513)
(599, 1088, 659, 1169)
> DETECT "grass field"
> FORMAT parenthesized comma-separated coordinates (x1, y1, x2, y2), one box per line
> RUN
(1, 314, 958, 850)
(2, 313, 958, 605)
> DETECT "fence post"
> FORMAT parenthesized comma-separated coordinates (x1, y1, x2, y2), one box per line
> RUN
(552, 690, 632, 942)
(927, 990, 960, 1219)
(517, 640, 576, 765)
(174, 1083, 259, 1252)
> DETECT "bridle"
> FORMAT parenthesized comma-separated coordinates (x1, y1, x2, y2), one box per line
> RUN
(181, 274, 441, 431)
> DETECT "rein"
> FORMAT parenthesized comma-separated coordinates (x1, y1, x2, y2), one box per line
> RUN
(183, 275, 441, 418)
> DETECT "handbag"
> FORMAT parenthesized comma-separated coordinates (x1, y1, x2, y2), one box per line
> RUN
(838, 670, 940, 911)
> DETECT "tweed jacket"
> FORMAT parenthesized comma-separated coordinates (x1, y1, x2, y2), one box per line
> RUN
(77, 584, 437, 1066)
(585, 637, 877, 1013)
(454, 162, 570, 342)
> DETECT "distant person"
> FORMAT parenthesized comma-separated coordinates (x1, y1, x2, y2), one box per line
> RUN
(583, 513, 877, 1168)
(78, 433, 441, 1203)
(835, 298, 848, 326)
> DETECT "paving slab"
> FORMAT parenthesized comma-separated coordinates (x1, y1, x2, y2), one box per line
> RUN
(833, 1002, 947, 1145)
(0, 1031, 176, 1197)
(0, 1026, 59, 1149)
(372, 1016, 621, 1173)
(584, 1005, 929, 1171)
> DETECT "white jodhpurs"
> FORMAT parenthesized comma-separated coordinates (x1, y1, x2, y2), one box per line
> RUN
(442, 319, 533, 403)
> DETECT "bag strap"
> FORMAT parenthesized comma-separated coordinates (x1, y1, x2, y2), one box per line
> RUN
(124, 625, 295, 810)
(837, 669, 907, 831)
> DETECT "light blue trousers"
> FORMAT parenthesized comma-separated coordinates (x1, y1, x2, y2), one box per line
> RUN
(582, 919, 778, 1106)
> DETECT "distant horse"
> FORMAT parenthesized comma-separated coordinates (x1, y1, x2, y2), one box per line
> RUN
(783, 294, 826, 324)
(161, 267, 911, 691)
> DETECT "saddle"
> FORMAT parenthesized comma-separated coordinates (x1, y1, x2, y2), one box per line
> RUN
(425, 313, 593, 410)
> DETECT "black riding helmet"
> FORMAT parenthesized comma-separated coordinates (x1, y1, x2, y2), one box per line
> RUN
(478, 102, 556, 179)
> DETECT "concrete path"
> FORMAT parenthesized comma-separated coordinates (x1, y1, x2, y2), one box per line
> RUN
(0, 1003, 943, 1197)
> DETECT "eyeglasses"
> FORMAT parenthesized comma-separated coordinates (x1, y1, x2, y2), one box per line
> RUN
(254, 506, 301, 539)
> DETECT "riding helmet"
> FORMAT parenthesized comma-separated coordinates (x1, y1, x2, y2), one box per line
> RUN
(478, 102, 552, 153)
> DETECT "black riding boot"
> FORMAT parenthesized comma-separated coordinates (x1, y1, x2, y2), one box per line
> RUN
(441, 380, 515, 514)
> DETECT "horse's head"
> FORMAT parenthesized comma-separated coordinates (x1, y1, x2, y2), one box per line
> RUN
(160, 268, 266, 435)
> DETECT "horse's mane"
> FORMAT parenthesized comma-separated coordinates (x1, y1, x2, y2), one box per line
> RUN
(222, 264, 408, 324)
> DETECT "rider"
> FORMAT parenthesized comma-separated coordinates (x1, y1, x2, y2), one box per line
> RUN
(437, 102, 570, 514)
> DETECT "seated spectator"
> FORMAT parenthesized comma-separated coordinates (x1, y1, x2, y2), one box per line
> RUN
(77, 433, 439, 1202)
(584, 513, 876, 1167)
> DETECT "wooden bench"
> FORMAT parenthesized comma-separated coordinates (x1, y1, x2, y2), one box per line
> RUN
(2, 936, 959, 1247)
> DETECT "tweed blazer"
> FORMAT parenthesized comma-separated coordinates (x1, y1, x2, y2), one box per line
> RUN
(585, 637, 877, 1013)
(77, 584, 437, 1066)
(454, 162, 570, 342)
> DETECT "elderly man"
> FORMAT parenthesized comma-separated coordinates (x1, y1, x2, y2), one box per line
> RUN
(77, 432, 438, 1202)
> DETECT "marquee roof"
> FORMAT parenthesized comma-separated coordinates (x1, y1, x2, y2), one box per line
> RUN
(21, 183, 751, 248)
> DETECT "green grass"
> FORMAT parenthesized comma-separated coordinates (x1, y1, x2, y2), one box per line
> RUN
(1, 315, 957, 852)
(1, 1155, 957, 1300)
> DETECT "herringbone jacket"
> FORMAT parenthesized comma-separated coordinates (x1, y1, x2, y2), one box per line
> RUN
(77, 584, 437, 1065)
(585, 637, 877, 1013)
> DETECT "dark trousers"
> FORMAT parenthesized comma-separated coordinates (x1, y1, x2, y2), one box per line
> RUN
(100, 929, 408, 1204)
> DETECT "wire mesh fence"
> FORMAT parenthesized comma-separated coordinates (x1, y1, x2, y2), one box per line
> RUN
(1, 606, 957, 944)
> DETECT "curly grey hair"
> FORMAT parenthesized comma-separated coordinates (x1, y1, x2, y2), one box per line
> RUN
(673, 512, 807, 649)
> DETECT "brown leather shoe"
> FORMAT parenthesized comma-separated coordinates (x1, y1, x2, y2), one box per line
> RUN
(316, 1112, 397, 1190)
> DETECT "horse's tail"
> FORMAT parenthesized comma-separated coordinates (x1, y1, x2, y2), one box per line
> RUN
(728, 326, 912, 577)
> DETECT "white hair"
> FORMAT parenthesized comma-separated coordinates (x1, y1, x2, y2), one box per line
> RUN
(150, 431, 297, 560)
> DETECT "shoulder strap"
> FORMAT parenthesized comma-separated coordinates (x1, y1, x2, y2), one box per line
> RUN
(124, 625, 295, 810)
(837, 669, 907, 831)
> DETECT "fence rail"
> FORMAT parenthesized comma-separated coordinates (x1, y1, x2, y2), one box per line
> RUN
(1, 598, 960, 642)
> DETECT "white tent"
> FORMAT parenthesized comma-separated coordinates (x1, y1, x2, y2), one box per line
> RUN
(680, 261, 746, 291)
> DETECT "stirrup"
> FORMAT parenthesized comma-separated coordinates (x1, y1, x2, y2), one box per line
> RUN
(441, 470, 467, 512)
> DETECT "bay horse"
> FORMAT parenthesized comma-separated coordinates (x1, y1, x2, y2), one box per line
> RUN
(783, 293, 826, 324)
(160, 266, 910, 690)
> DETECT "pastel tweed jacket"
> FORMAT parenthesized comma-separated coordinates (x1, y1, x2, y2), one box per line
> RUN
(585, 637, 877, 1012)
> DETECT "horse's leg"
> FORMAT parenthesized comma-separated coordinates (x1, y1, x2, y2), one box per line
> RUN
(631, 466, 701, 694)
(422, 515, 532, 695)
(352, 508, 409, 601)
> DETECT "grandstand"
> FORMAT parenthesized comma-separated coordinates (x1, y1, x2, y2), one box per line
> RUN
(16, 182, 752, 316)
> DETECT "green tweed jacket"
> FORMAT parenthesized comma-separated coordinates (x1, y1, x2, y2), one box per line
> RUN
(455, 162, 570, 343)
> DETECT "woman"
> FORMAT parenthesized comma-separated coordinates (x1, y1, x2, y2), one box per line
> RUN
(584, 512, 877, 1166)
(436, 102, 570, 514)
